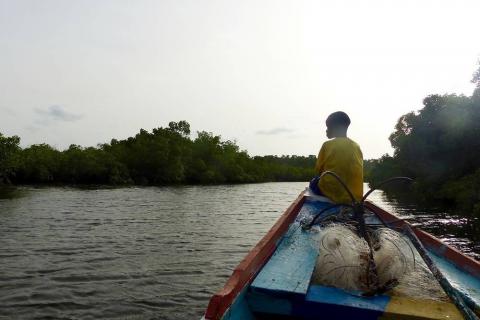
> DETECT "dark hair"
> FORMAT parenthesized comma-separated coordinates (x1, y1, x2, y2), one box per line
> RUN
(326, 111, 351, 128)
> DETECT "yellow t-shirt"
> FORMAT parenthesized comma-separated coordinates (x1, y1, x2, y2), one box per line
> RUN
(315, 137, 363, 204)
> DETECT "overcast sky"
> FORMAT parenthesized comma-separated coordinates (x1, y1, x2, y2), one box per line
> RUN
(1, 0, 479, 159)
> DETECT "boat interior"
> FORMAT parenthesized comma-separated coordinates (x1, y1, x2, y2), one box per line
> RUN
(219, 196, 480, 320)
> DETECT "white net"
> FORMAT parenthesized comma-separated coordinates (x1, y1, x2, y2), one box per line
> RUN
(311, 225, 417, 293)
(312, 224, 370, 291)
(372, 228, 416, 287)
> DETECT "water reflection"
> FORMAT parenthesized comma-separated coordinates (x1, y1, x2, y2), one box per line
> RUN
(367, 186, 480, 260)
(0, 186, 27, 200)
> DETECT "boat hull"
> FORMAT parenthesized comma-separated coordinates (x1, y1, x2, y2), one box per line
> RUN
(203, 192, 480, 320)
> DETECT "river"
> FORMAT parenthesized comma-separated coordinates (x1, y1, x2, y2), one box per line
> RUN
(0, 183, 478, 319)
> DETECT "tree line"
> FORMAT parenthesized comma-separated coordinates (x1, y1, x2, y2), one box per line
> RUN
(0, 121, 316, 185)
(365, 65, 480, 215)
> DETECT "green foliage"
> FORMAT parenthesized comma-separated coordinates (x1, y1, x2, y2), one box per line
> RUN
(472, 61, 480, 88)
(364, 155, 402, 187)
(0, 133, 21, 183)
(472, 62, 480, 102)
(168, 120, 191, 137)
(18, 144, 61, 182)
(366, 87, 480, 216)
(1, 121, 315, 186)
(438, 169, 480, 214)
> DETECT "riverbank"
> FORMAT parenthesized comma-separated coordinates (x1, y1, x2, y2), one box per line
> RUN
(0, 121, 315, 186)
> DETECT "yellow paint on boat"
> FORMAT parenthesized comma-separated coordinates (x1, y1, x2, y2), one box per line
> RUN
(380, 297, 463, 320)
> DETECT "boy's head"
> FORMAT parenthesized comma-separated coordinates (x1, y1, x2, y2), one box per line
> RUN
(326, 111, 350, 138)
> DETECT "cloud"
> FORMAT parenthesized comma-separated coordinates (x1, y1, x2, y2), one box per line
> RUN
(34, 105, 84, 125)
(256, 127, 294, 135)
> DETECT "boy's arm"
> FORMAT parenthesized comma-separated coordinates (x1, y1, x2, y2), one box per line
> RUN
(314, 144, 327, 174)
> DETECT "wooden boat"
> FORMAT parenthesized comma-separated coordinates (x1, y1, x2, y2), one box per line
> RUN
(202, 189, 480, 320)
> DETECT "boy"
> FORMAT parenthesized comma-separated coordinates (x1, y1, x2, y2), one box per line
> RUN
(309, 111, 363, 204)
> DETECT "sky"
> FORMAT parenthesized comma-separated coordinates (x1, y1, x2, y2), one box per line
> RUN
(1, 0, 479, 159)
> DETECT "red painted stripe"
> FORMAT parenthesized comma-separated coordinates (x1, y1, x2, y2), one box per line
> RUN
(204, 192, 305, 320)
(365, 201, 480, 278)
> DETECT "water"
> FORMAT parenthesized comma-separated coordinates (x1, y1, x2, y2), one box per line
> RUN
(0, 183, 478, 319)
(367, 188, 480, 260)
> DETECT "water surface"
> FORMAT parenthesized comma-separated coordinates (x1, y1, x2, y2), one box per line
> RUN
(0, 183, 478, 319)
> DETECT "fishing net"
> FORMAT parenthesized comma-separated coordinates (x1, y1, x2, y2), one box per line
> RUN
(312, 224, 371, 291)
(372, 228, 416, 287)
(311, 224, 416, 293)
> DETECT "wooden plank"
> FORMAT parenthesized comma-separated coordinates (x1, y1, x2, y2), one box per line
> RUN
(250, 206, 321, 296)
(248, 285, 389, 319)
(382, 296, 463, 319)
(306, 285, 390, 312)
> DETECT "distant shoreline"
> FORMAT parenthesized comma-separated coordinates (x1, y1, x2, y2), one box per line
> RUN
(0, 121, 316, 186)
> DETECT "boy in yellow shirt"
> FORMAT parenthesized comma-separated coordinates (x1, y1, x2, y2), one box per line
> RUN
(309, 111, 363, 204)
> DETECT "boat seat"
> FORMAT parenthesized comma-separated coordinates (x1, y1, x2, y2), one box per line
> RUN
(248, 283, 464, 319)
(250, 200, 332, 297)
